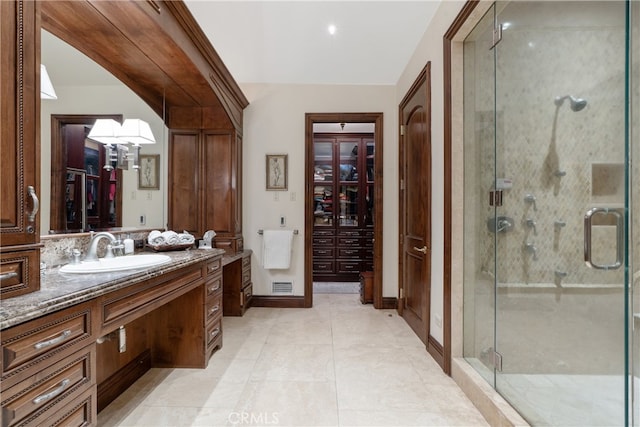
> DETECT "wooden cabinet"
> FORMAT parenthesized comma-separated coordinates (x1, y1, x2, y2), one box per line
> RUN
(0, 301, 98, 427)
(168, 127, 243, 253)
(223, 252, 252, 316)
(313, 135, 375, 281)
(0, 0, 41, 298)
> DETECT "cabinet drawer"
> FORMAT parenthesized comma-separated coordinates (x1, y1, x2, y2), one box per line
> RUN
(313, 261, 334, 273)
(337, 230, 360, 237)
(313, 237, 334, 246)
(206, 275, 222, 297)
(241, 268, 251, 286)
(206, 258, 222, 276)
(1, 302, 95, 380)
(313, 247, 334, 258)
(100, 266, 203, 330)
(337, 261, 360, 274)
(0, 250, 40, 298)
(338, 248, 360, 258)
(241, 283, 252, 308)
(205, 319, 222, 349)
(313, 230, 334, 237)
(241, 256, 251, 270)
(20, 387, 96, 427)
(2, 346, 95, 427)
(205, 293, 223, 324)
(338, 237, 360, 246)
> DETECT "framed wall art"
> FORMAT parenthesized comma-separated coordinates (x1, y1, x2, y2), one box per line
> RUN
(138, 154, 160, 190)
(266, 154, 288, 191)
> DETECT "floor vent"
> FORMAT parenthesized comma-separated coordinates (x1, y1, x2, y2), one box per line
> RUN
(272, 281, 293, 295)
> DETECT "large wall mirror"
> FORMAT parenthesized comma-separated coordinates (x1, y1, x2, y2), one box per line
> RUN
(40, 29, 168, 235)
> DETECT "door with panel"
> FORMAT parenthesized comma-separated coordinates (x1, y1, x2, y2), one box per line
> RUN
(398, 64, 431, 344)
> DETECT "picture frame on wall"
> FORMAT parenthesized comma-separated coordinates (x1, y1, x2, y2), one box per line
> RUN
(138, 154, 160, 190)
(266, 154, 288, 191)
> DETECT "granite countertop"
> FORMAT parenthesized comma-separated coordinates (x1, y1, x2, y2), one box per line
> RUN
(0, 248, 227, 331)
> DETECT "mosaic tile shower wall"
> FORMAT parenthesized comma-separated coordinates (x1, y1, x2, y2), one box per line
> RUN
(471, 25, 627, 287)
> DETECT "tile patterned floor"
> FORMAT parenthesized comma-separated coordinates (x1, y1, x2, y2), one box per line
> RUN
(98, 294, 488, 426)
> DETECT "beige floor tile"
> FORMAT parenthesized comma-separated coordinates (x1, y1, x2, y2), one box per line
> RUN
(98, 294, 487, 427)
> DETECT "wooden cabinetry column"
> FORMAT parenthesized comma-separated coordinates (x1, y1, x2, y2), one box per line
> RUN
(168, 106, 243, 253)
(0, 0, 42, 298)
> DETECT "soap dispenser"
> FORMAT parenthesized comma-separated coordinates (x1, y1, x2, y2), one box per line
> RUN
(123, 234, 134, 255)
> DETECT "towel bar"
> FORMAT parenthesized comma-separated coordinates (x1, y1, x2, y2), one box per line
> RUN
(258, 229, 299, 235)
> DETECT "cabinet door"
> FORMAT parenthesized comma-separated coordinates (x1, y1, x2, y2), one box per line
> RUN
(169, 131, 200, 235)
(203, 131, 235, 236)
(0, 1, 40, 246)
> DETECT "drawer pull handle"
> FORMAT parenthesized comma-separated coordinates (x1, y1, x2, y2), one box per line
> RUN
(208, 264, 220, 272)
(209, 305, 220, 315)
(33, 379, 70, 404)
(209, 283, 221, 293)
(34, 330, 72, 350)
(210, 328, 220, 338)
(0, 272, 18, 281)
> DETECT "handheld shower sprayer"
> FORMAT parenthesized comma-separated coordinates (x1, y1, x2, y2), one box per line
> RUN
(554, 95, 587, 112)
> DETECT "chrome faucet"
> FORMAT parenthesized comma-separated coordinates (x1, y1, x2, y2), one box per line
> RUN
(84, 232, 117, 262)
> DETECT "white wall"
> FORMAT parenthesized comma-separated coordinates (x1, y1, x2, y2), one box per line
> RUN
(241, 83, 398, 297)
(40, 85, 168, 235)
(395, 1, 467, 344)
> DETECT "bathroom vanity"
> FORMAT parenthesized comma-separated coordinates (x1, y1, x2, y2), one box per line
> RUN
(0, 249, 226, 426)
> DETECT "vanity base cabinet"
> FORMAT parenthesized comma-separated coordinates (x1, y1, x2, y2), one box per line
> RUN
(0, 301, 98, 427)
(222, 253, 252, 317)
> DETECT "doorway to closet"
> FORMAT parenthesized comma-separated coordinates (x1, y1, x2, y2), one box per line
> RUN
(304, 113, 383, 308)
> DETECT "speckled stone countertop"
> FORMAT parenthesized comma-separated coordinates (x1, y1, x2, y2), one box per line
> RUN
(0, 248, 226, 331)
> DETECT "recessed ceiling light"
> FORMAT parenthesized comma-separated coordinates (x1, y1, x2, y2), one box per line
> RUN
(328, 24, 337, 36)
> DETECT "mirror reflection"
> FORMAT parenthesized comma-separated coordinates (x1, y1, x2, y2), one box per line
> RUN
(40, 29, 168, 235)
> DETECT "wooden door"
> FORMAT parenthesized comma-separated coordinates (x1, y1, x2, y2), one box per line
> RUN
(398, 64, 431, 344)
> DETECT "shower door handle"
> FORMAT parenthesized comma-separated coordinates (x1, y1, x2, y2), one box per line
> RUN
(584, 207, 623, 270)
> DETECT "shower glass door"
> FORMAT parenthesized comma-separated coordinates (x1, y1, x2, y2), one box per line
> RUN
(493, 1, 629, 425)
(464, 1, 633, 425)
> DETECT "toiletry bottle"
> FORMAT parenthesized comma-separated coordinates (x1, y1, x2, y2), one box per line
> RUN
(124, 234, 134, 255)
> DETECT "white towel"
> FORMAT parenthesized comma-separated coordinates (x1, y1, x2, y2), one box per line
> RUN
(161, 230, 179, 245)
(148, 230, 164, 245)
(262, 229, 294, 269)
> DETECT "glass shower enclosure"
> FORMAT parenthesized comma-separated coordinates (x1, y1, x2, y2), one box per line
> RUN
(463, 1, 639, 425)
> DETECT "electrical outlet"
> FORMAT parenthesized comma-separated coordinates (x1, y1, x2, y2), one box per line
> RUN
(146, 191, 152, 200)
(131, 191, 137, 200)
(273, 192, 279, 201)
(290, 192, 296, 201)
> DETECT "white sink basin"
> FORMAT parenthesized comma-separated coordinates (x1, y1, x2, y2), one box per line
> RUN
(59, 254, 172, 274)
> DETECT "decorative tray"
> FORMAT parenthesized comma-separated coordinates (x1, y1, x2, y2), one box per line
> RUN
(145, 243, 194, 252)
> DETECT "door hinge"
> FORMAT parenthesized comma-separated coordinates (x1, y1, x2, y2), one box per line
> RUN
(399, 288, 404, 300)
(400, 179, 405, 190)
(493, 350, 503, 372)
(400, 125, 405, 136)
(400, 234, 404, 245)
(489, 189, 503, 207)
(491, 23, 503, 49)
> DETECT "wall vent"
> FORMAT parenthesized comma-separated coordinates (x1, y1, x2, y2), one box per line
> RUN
(272, 281, 293, 295)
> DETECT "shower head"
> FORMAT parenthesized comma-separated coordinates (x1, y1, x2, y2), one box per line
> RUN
(554, 95, 587, 112)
